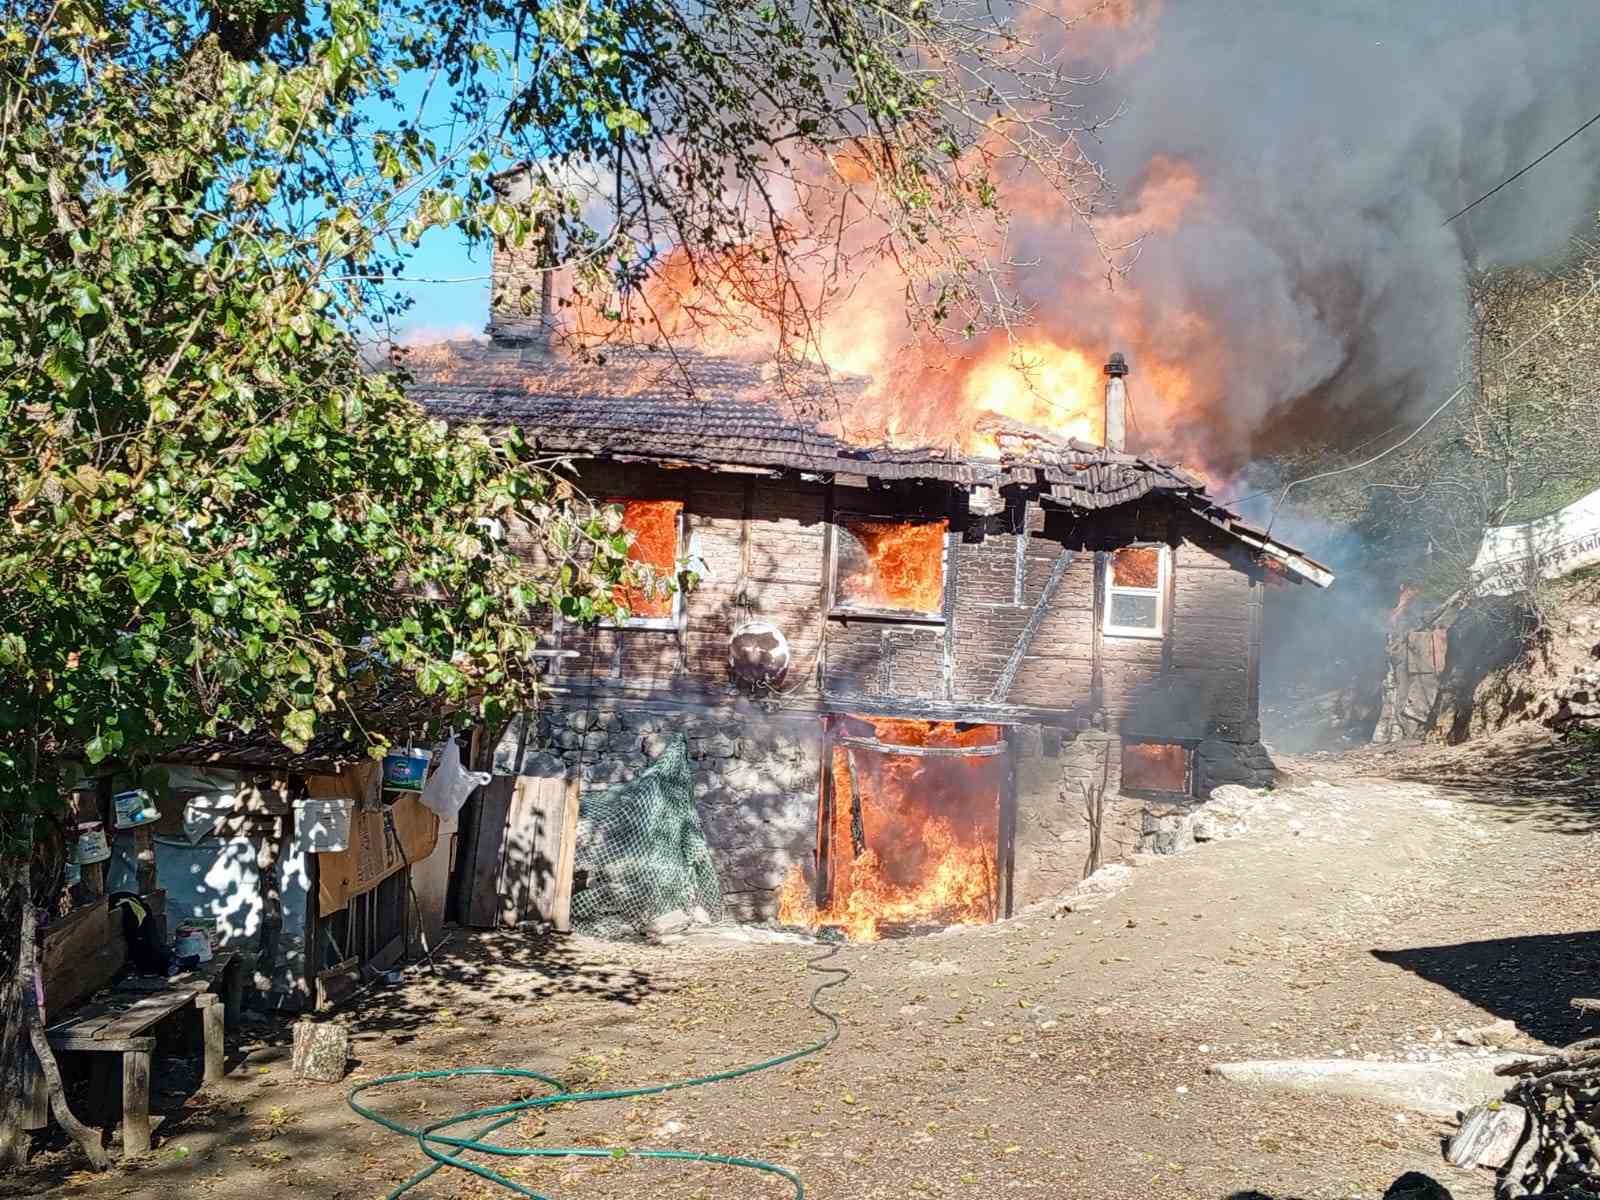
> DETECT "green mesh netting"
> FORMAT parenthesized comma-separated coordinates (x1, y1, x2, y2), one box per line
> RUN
(570, 735, 724, 938)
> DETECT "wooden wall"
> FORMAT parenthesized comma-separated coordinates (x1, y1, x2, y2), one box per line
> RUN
(543, 461, 828, 698)
(536, 462, 1266, 743)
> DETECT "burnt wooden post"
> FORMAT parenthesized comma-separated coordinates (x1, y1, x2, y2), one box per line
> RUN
(813, 716, 837, 907)
(998, 727, 1019, 919)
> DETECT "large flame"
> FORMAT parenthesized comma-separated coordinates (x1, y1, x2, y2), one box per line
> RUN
(779, 719, 1002, 942)
(550, 0, 1242, 473)
(608, 145, 1220, 467)
(835, 519, 948, 613)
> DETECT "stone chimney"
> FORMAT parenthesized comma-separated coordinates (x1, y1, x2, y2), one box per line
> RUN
(1103, 351, 1129, 452)
(487, 165, 556, 349)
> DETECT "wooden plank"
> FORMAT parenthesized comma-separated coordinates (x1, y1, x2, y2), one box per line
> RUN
(315, 956, 361, 1012)
(122, 1048, 152, 1156)
(46, 999, 115, 1036)
(498, 770, 579, 928)
(458, 775, 514, 928)
(39, 899, 124, 1023)
(47, 1035, 156, 1053)
(21, 1047, 48, 1131)
(95, 991, 193, 1041)
(550, 774, 581, 933)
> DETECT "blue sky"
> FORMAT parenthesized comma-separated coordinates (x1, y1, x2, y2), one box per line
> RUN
(382, 226, 492, 344)
(364, 53, 502, 345)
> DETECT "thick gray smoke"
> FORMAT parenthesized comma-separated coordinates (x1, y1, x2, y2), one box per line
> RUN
(1032, 1, 1600, 465)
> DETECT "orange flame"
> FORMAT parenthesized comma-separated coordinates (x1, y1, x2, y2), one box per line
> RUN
(557, 5, 1235, 473)
(779, 719, 1002, 942)
(614, 499, 682, 618)
(836, 519, 948, 613)
(1389, 582, 1421, 629)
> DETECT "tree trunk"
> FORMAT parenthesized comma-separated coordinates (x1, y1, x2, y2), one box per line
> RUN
(0, 856, 30, 1166)
(0, 856, 109, 1170)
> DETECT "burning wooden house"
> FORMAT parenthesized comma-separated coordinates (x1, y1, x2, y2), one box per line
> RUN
(405, 264, 1333, 940)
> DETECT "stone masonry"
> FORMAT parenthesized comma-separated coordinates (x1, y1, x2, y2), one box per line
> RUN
(527, 705, 822, 922)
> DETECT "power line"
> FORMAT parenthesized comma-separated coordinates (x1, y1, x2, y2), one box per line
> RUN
(1442, 107, 1600, 227)
(1218, 278, 1600, 533)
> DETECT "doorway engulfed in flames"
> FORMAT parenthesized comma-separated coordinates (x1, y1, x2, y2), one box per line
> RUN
(779, 716, 1006, 942)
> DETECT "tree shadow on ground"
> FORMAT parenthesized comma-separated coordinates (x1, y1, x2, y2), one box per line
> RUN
(1227, 1172, 1458, 1199)
(1374, 929, 1600, 1045)
(7, 925, 678, 1196)
(1361, 729, 1600, 836)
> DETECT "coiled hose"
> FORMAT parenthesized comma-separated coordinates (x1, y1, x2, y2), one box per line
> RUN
(349, 942, 849, 1199)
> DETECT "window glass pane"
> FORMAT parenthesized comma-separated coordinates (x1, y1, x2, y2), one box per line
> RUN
(1109, 591, 1158, 629)
(1111, 546, 1161, 588)
(614, 499, 682, 618)
(835, 518, 947, 614)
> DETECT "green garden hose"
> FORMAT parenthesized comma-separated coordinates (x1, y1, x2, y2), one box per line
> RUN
(349, 942, 849, 1199)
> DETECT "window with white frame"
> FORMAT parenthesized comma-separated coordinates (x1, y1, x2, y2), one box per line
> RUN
(1102, 545, 1168, 637)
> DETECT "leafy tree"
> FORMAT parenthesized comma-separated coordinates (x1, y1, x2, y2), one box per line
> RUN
(0, 0, 1101, 1164)
(0, 0, 639, 1160)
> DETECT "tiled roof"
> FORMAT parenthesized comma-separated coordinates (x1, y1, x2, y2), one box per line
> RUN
(402, 341, 985, 482)
(401, 340, 1333, 585)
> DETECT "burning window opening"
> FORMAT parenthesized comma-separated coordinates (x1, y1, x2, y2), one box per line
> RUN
(779, 717, 1003, 942)
(1121, 741, 1190, 796)
(1104, 545, 1167, 636)
(831, 517, 948, 618)
(612, 499, 683, 621)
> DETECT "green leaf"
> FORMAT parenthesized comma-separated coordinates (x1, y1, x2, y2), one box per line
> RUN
(128, 566, 160, 605)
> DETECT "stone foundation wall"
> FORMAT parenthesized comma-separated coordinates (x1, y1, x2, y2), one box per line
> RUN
(523, 709, 1277, 922)
(528, 704, 822, 921)
(1193, 736, 1276, 792)
(1011, 728, 1279, 893)
(1011, 728, 1144, 906)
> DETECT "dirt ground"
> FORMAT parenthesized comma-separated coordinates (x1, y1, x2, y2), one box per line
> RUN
(9, 731, 1600, 1200)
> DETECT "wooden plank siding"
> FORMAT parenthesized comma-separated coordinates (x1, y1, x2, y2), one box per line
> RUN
(522, 463, 1265, 740)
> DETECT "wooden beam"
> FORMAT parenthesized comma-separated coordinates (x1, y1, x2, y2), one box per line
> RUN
(987, 549, 1076, 703)
(813, 717, 836, 907)
(998, 728, 1018, 920)
(941, 526, 960, 700)
(198, 995, 225, 1086)
(834, 734, 1008, 759)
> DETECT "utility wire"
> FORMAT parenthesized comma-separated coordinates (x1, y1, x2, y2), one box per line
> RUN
(1442, 108, 1600, 227)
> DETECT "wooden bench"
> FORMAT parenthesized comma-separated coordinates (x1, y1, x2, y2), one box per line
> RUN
(35, 952, 241, 1157)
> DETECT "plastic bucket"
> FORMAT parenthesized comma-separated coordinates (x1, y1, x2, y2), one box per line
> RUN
(382, 751, 431, 793)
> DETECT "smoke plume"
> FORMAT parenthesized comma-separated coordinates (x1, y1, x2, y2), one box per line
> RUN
(1049, 0, 1600, 469)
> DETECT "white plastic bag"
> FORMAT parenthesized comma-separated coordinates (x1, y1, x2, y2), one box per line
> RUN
(420, 736, 489, 819)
